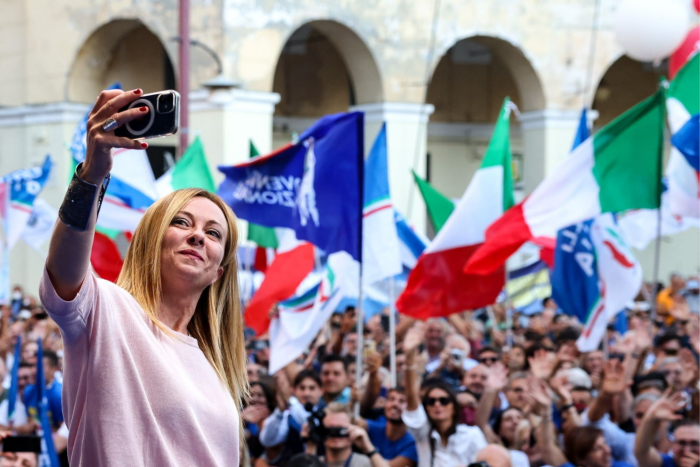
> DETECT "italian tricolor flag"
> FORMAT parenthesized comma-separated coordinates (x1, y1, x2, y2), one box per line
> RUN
(397, 98, 514, 318)
(465, 88, 665, 275)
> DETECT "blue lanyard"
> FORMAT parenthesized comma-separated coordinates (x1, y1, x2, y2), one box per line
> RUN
(344, 453, 353, 467)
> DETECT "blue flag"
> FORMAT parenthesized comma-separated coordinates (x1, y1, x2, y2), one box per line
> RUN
(7, 336, 21, 421)
(1, 155, 53, 249)
(552, 108, 596, 324)
(218, 112, 364, 261)
(35, 340, 60, 467)
(551, 219, 599, 324)
(70, 82, 122, 164)
(571, 108, 590, 151)
(671, 113, 699, 172)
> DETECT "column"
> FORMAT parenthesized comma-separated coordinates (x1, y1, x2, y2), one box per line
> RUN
(350, 102, 435, 235)
(190, 88, 280, 182)
(518, 109, 598, 194)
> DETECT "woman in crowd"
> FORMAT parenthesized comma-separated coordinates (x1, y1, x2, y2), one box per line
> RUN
(402, 322, 488, 467)
(41, 88, 247, 466)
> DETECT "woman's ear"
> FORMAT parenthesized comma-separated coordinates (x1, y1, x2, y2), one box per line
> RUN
(213, 267, 224, 285)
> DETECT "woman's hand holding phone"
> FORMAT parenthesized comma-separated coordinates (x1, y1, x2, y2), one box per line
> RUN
(82, 89, 150, 184)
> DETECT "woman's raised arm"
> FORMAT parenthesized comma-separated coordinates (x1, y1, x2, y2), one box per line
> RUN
(46, 89, 149, 301)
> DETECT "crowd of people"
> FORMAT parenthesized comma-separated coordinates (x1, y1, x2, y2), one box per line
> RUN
(0, 272, 698, 467)
(240, 274, 700, 467)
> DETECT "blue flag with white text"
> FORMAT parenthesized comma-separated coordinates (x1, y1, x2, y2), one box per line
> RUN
(218, 112, 364, 261)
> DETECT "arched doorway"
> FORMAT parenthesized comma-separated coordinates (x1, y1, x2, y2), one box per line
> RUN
(426, 36, 545, 206)
(67, 19, 177, 177)
(271, 20, 382, 148)
(67, 20, 176, 104)
(592, 55, 665, 128)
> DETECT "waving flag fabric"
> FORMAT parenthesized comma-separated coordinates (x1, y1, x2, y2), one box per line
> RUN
(552, 214, 642, 351)
(1, 156, 53, 249)
(465, 89, 665, 275)
(398, 98, 515, 319)
(156, 136, 216, 196)
(412, 171, 455, 233)
(363, 123, 402, 287)
(247, 140, 280, 250)
(269, 251, 357, 374)
(21, 199, 58, 253)
(666, 54, 699, 219)
(218, 112, 364, 261)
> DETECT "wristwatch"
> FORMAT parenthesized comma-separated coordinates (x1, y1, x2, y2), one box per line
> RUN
(366, 450, 378, 458)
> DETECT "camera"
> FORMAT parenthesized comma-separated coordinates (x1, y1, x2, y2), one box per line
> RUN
(114, 90, 180, 140)
(306, 404, 327, 445)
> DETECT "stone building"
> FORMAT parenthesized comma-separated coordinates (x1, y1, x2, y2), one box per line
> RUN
(0, 0, 697, 293)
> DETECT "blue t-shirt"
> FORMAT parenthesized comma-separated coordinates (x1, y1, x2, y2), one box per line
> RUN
(661, 454, 676, 467)
(23, 381, 63, 429)
(560, 462, 634, 467)
(367, 417, 418, 462)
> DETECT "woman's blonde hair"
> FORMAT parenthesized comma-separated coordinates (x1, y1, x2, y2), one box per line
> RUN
(117, 188, 248, 423)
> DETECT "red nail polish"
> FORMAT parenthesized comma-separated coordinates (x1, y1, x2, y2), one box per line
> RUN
(141, 142, 148, 148)
(139, 106, 148, 112)
(134, 89, 142, 95)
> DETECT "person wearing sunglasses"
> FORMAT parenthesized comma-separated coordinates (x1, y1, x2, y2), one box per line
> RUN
(402, 324, 487, 467)
(302, 402, 390, 467)
(635, 390, 699, 467)
(478, 347, 501, 367)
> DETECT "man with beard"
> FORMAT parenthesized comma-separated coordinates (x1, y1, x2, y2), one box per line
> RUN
(357, 388, 418, 467)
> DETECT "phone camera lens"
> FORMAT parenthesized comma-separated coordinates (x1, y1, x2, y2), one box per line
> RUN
(157, 93, 175, 114)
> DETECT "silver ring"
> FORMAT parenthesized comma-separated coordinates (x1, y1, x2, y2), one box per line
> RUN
(102, 118, 118, 132)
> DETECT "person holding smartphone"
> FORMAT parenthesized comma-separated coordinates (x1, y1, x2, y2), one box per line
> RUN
(40, 89, 247, 466)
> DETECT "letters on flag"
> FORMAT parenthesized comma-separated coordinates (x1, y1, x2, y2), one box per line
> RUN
(218, 112, 363, 261)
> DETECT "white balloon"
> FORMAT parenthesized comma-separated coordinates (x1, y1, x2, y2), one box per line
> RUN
(614, 0, 690, 62)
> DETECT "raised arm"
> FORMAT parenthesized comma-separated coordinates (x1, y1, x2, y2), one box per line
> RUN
(587, 359, 627, 423)
(475, 362, 508, 444)
(635, 390, 685, 467)
(529, 377, 568, 467)
(361, 352, 383, 418)
(46, 89, 147, 301)
(403, 323, 424, 411)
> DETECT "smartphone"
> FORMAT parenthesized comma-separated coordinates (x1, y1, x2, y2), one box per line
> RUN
(114, 90, 180, 139)
(2, 435, 41, 453)
(380, 315, 390, 333)
(364, 339, 376, 358)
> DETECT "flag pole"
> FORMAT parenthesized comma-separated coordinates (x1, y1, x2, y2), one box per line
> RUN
(354, 113, 366, 419)
(650, 81, 667, 323)
(389, 277, 397, 388)
(504, 264, 513, 348)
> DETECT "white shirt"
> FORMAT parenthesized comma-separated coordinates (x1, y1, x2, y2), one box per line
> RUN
(0, 397, 28, 427)
(402, 404, 487, 467)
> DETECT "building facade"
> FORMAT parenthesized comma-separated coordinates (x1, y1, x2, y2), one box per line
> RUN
(0, 0, 698, 293)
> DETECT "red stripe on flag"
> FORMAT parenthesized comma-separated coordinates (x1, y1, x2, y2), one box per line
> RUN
(398, 243, 504, 319)
(362, 203, 392, 218)
(463, 203, 533, 275)
(244, 243, 315, 336)
(231, 143, 295, 168)
(91, 231, 124, 283)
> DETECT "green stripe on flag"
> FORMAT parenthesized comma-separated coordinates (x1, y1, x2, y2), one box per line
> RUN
(592, 88, 664, 213)
(481, 97, 515, 212)
(170, 136, 216, 192)
(247, 139, 279, 249)
(412, 171, 455, 233)
(669, 53, 699, 115)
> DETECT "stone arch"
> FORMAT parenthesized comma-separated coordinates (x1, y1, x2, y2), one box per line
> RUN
(592, 55, 665, 128)
(67, 19, 176, 103)
(425, 35, 545, 200)
(428, 35, 545, 122)
(272, 19, 383, 119)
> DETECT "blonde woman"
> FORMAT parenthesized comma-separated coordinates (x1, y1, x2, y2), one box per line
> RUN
(40, 88, 247, 466)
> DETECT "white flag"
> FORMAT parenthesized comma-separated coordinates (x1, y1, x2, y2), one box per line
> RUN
(268, 251, 358, 374)
(21, 199, 57, 253)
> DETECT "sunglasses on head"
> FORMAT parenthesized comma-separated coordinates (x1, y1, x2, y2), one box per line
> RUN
(663, 348, 679, 356)
(480, 357, 499, 364)
(426, 397, 452, 407)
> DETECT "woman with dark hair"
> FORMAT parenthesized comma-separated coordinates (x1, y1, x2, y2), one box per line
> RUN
(402, 324, 487, 467)
(564, 426, 634, 467)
